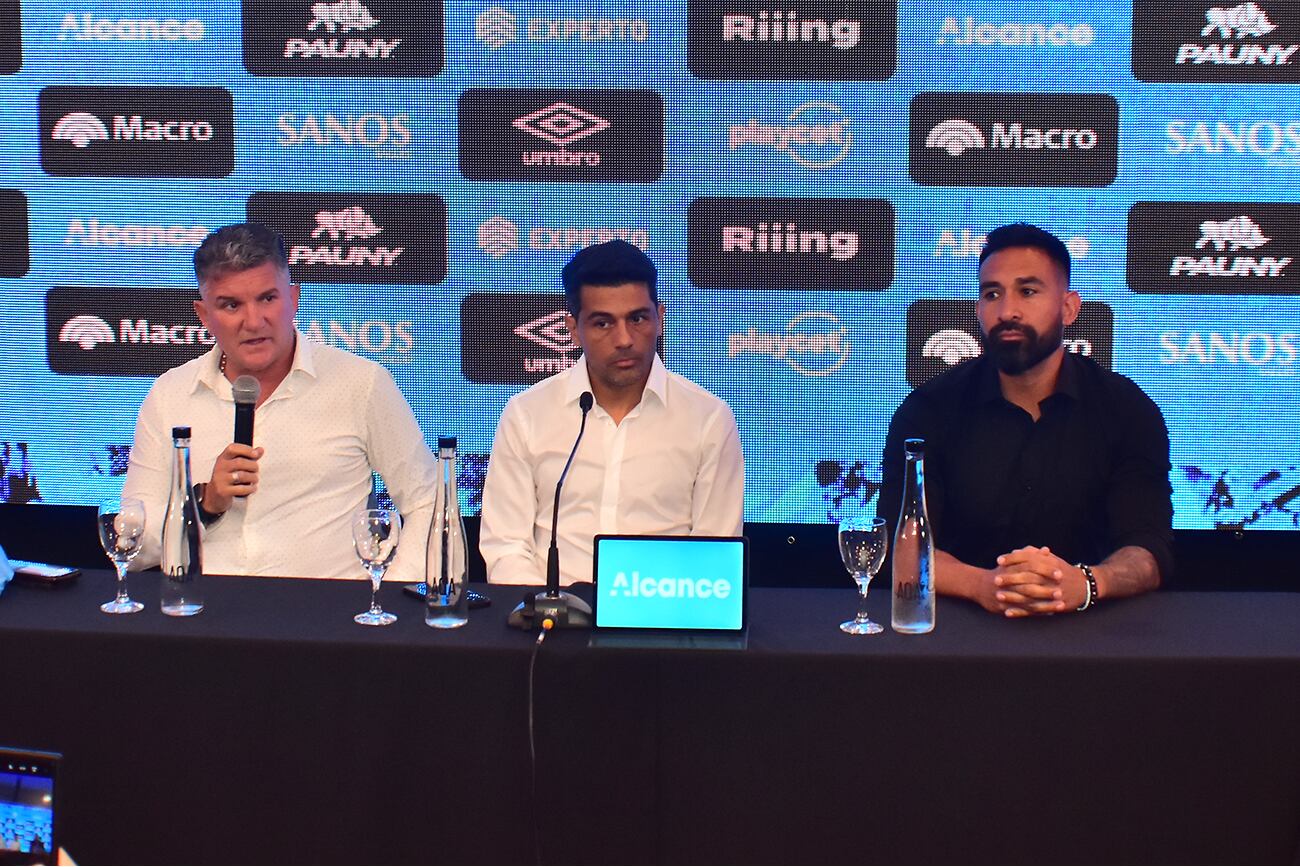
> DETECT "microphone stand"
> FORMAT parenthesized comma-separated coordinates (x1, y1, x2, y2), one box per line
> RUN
(509, 392, 594, 630)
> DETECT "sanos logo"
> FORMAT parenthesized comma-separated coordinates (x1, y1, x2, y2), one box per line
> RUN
(905, 299, 1113, 387)
(1134, 0, 1299, 82)
(475, 4, 648, 49)
(276, 112, 411, 158)
(688, 196, 893, 290)
(921, 329, 981, 365)
(459, 88, 663, 182)
(247, 191, 447, 284)
(57, 14, 205, 41)
(301, 319, 415, 362)
(513, 311, 576, 354)
(933, 228, 1091, 260)
(476, 216, 650, 259)
(688, 0, 895, 80)
(46, 286, 218, 376)
(59, 315, 116, 350)
(728, 101, 852, 169)
(40, 86, 234, 178)
(727, 312, 851, 377)
(1127, 202, 1300, 293)
(1166, 119, 1300, 167)
(935, 16, 1095, 47)
(910, 93, 1118, 187)
(242, 0, 442, 76)
(64, 219, 208, 249)
(1159, 329, 1297, 377)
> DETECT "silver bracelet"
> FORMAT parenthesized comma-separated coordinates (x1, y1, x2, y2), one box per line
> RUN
(1075, 563, 1097, 612)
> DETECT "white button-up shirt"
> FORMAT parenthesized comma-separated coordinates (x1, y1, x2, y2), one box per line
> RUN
(480, 355, 745, 586)
(123, 334, 436, 581)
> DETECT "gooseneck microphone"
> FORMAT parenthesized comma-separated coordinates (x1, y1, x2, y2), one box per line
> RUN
(232, 375, 261, 447)
(509, 391, 595, 630)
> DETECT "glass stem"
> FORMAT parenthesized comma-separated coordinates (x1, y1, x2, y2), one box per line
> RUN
(114, 560, 130, 602)
(855, 577, 871, 622)
(368, 565, 384, 614)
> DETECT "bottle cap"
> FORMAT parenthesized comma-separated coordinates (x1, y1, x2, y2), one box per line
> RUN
(903, 438, 925, 454)
(438, 435, 457, 450)
(172, 426, 192, 439)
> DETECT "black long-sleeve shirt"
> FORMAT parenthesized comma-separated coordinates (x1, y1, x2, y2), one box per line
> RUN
(878, 353, 1174, 580)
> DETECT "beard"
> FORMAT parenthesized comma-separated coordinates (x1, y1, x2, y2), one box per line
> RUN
(982, 320, 1063, 375)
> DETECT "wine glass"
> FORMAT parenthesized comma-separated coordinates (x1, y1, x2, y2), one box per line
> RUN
(352, 508, 400, 626)
(98, 497, 146, 614)
(838, 515, 888, 635)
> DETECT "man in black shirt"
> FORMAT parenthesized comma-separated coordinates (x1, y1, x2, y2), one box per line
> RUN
(879, 223, 1173, 617)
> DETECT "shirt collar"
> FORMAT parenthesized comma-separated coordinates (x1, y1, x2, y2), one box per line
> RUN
(192, 329, 316, 399)
(564, 354, 669, 410)
(973, 349, 1082, 407)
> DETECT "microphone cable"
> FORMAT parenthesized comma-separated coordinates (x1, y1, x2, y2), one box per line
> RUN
(527, 616, 553, 866)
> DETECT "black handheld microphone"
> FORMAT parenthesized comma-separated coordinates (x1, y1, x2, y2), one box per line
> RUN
(509, 391, 595, 630)
(232, 375, 260, 447)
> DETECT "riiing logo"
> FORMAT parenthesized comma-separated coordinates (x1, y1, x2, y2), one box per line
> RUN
(721, 10, 860, 49)
(59, 315, 116, 350)
(722, 221, 859, 261)
(728, 101, 852, 169)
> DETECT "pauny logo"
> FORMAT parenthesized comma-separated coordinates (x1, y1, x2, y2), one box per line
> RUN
(1173, 215, 1289, 277)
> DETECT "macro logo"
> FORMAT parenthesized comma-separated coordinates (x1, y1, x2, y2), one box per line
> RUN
(242, 0, 442, 76)
(56, 14, 206, 41)
(475, 4, 649, 49)
(459, 88, 664, 182)
(301, 318, 416, 364)
(932, 227, 1092, 260)
(935, 16, 1095, 48)
(1133, 0, 1299, 82)
(0, 189, 30, 277)
(728, 101, 852, 169)
(46, 286, 216, 376)
(726, 311, 852, 377)
(39, 86, 234, 178)
(476, 215, 650, 259)
(1127, 202, 1300, 294)
(247, 191, 446, 284)
(910, 92, 1118, 187)
(276, 110, 412, 159)
(0, 0, 20, 73)
(1159, 328, 1298, 377)
(63, 219, 208, 250)
(905, 299, 1113, 387)
(1165, 118, 1300, 168)
(688, 0, 895, 80)
(687, 196, 893, 290)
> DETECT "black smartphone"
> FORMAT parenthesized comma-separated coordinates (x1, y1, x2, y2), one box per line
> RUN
(9, 561, 80, 588)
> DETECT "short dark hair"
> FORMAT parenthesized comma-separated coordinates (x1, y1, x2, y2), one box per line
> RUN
(561, 239, 658, 316)
(978, 222, 1071, 284)
(193, 223, 289, 292)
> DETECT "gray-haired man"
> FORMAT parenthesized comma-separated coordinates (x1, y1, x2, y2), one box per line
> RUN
(122, 223, 436, 580)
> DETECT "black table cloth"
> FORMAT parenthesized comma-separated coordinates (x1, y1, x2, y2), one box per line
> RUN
(1, 571, 1297, 864)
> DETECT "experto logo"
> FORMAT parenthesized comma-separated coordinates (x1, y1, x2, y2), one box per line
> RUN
(39, 86, 234, 178)
(46, 286, 217, 376)
(910, 92, 1118, 187)
(688, 196, 893, 290)
(247, 191, 447, 284)
(688, 0, 895, 80)
(1134, 0, 1299, 83)
(1127, 201, 1300, 294)
(474, 5, 649, 49)
(242, 0, 443, 76)
(905, 299, 1113, 387)
(459, 88, 663, 182)
(475, 216, 650, 259)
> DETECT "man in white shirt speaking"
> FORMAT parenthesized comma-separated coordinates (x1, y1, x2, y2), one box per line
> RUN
(480, 239, 745, 586)
(123, 223, 436, 580)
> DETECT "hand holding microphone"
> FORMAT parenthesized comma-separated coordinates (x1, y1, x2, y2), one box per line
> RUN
(201, 375, 264, 517)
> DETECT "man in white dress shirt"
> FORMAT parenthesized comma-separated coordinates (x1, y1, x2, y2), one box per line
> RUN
(480, 239, 745, 586)
(123, 223, 436, 580)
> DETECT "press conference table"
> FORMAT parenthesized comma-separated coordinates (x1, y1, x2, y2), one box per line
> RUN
(1, 572, 1297, 865)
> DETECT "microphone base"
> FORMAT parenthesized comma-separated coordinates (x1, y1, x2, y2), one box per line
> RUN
(508, 590, 592, 630)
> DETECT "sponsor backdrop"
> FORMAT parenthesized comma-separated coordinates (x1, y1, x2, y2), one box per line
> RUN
(0, 0, 1297, 532)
